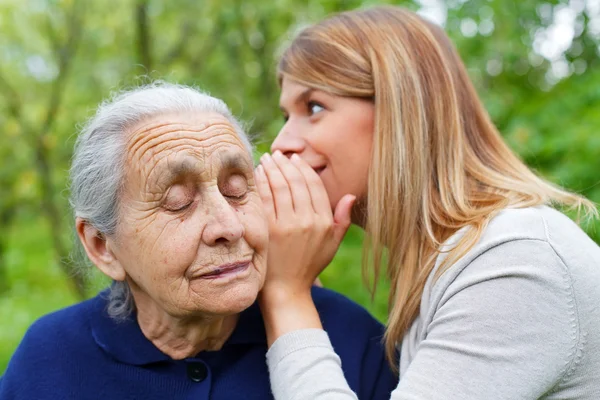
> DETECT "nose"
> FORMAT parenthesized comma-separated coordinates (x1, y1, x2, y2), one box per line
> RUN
(271, 123, 305, 157)
(202, 195, 245, 246)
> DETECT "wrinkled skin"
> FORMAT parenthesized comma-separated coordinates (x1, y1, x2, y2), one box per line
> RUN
(109, 112, 268, 321)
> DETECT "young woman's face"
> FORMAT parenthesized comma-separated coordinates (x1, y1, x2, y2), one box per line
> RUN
(272, 78, 375, 212)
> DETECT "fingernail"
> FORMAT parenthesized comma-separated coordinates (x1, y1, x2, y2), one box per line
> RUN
(273, 150, 283, 158)
(291, 153, 300, 162)
(262, 153, 272, 163)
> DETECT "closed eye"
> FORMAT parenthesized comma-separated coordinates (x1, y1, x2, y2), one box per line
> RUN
(165, 202, 193, 212)
(226, 193, 247, 202)
(163, 184, 195, 212)
(221, 174, 249, 202)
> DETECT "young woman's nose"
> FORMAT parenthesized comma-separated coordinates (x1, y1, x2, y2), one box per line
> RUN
(271, 123, 305, 157)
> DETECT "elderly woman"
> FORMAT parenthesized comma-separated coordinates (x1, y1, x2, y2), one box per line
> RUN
(0, 83, 397, 399)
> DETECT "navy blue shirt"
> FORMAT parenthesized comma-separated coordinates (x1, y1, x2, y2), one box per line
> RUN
(0, 287, 397, 399)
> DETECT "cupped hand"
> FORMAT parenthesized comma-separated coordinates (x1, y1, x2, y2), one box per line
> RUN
(255, 151, 356, 299)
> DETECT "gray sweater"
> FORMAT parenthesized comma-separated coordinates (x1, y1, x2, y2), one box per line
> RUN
(266, 206, 600, 399)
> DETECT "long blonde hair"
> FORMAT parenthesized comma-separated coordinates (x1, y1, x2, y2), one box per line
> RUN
(277, 6, 596, 367)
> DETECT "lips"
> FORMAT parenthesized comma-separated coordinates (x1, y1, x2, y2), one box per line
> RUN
(193, 261, 251, 280)
(313, 166, 326, 175)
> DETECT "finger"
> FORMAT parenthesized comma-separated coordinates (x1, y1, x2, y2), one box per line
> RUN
(333, 194, 356, 243)
(254, 165, 276, 221)
(260, 153, 294, 219)
(272, 151, 313, 218)
(290, 154, 332, 217)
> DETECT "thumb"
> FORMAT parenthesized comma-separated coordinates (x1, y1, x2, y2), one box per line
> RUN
(333, 194, 356, 243)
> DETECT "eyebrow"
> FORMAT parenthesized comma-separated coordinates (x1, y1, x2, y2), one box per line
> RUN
(153, 152, 252, 188)
(154, 159, 199, 186)
(279, 88, 314, 113)
(219, 152, 252, 172)
(173, 159, 197, 175)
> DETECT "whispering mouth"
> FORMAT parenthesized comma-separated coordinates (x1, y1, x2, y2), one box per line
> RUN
(314, 166, 326, 175)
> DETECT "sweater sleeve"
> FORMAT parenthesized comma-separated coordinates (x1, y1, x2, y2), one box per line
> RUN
(266, 239, 579, 400)
(267, 329, 358, 399)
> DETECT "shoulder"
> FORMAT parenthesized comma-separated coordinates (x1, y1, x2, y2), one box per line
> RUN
(311, 286, 381, 327)
(423, 206, 597, 339)
(464, 205, 594, 251)
(432, 206, 588, 288)
(422, 206, 591, 327)
(25, 295, 97, 342)
(6, 295, 100, 366)
(448, 206, 550, 251)
(311, 286, 384, 342)
(1, 296, 103, 397)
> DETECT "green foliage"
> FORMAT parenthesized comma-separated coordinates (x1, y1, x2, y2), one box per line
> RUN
(1, 0, 599, 374)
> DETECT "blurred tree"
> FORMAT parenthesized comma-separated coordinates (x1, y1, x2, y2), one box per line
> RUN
(0, 0, 598, 307)
(0, 0, 86, 297)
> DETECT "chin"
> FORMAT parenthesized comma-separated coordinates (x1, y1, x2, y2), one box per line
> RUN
(325, 190, 341, 211)
(197, 282, 261, 316)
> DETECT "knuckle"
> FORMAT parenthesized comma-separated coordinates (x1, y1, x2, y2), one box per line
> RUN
(318, 218, 334, 232)
(271, 224, 286, 237)
(298, 220, 313, 233)
(278, 222, 295, 235)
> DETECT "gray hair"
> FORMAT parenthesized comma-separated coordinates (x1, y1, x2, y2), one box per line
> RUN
(69, 81, 253, 320)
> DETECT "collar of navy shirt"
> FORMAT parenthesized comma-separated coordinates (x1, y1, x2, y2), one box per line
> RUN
(89, 291, 267, 366)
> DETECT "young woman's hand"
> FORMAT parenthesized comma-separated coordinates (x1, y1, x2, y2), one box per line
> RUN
(255, 151, 356, 301)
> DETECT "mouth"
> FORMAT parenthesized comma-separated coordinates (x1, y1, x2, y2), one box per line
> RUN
(313, 166, 326, 176)
(194, 261, 251, 280)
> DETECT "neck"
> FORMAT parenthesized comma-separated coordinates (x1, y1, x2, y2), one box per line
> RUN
(350, 195, 368, 228)
(133, 292, 239, 360)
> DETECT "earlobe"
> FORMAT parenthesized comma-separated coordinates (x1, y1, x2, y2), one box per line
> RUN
(75, 218, 126, 281)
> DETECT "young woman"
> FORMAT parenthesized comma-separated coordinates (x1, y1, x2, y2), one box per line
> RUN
(254, 6, 600, 400)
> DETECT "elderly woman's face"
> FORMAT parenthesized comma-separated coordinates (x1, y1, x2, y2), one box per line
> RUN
(109, 112, 267, 317)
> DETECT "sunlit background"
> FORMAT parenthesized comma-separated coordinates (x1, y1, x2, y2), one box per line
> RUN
(1, 0, 599, 373)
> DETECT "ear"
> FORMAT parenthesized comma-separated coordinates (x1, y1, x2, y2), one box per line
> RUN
(76, 217, 126, 281)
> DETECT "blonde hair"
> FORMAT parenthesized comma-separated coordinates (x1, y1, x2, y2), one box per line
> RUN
(277, 6, 597, 368)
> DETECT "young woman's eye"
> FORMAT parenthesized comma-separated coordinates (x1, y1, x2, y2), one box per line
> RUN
(308, 101, 325, 116)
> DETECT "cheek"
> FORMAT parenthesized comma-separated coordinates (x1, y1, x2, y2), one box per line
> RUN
(316, 113, 372, 163)
(238, 200, 269, 254)
(126, 215, 203, 279)
(321, 117, 372, 201)
(161, 217, 205, 267)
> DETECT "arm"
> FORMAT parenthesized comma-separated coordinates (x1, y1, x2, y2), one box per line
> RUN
(255, 151, 358, 399)
(258, 185, 577, 400)
(263, 295, 397, 400)
(255, 151, 355, 347)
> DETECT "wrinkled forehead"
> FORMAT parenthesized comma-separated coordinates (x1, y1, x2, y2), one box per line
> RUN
(123, 111, 252, 186)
